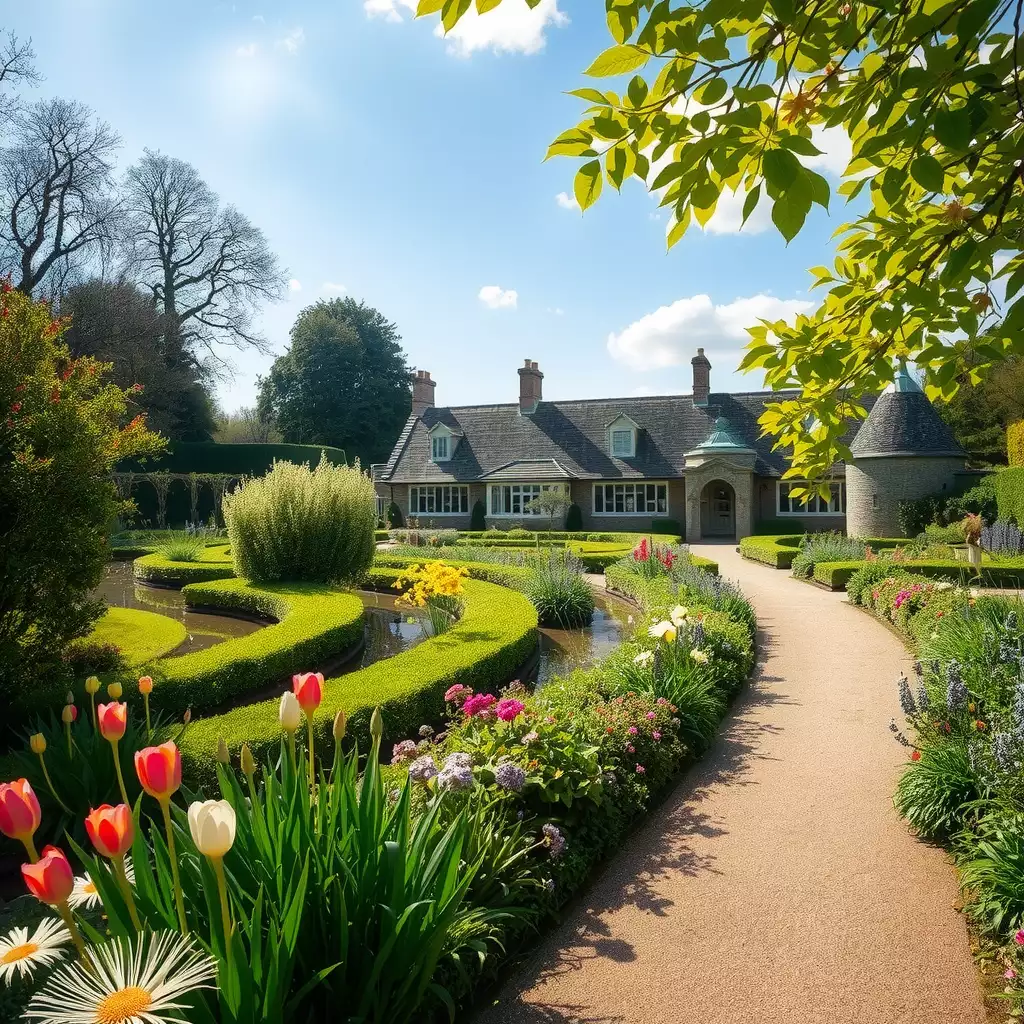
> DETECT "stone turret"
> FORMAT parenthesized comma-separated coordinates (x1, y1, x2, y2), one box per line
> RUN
(845, 367, 967, 537)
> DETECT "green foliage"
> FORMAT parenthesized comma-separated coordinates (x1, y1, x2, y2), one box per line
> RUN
(790, 532, 866, 578)
(564, 502, 583, 531)
(428, 0, 1024, 488)
(958, 816, 1024, 935)
(133, 544, 235, 587)
(117, 439, 347, 475)
(1010, 421, 1024, 467)
(649, 518, 681, 539)
(470, 498, 486, 531)
(505, 528, 533, 540)
(225, 459, 376, 584)
(158, 535, 207, 562)
(997, 468, 1024, 525)
(894, 741, 980, 841)
(84, 607, 187, 666)
(0, 285, 164, 710)
(386, 500, 404, 528)
(738, 534, 803, 569)
(257, 297, 411, 467)
(526, 549, 595, 628)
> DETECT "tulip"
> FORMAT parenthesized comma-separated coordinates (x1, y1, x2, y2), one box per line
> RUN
(107, 681, 123, 700)
(240, 743, 256, 787)
(216, 737, 230, 764)
(279, 691, 301, 769)
(98, 703, 130, 806)
(292, 673, 323, 795)
(85, 675, 100, 727)
(21, 846, 90, 966)
(29, 733, 46, 755)
(85, 804, 141, 930)
(370, 706, 383, 741)
(138, 676, 154, 738)
(188, 800, 236, 953)
(0, 779, 42, 861)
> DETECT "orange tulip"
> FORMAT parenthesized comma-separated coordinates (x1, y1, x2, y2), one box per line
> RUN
(0, 779, 41, 842)
(21, 845, 74, 905)
(134, 741, 181, 801)
(85, 804, 134, 859)
(292, 672, 323, 715)
(138, 675, 153, 695)
(97, 701, 127, 742)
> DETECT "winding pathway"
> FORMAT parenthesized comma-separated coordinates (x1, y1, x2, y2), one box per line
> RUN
(476, 542, 986, 1024)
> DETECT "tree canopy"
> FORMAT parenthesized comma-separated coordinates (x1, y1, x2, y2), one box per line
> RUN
(257, 298, 412, 467)
(426, 0, 1023, 492)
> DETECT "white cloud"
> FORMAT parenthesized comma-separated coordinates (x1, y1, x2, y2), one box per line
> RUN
(364, 0, 416, 21)
(607, 293, 813, 372)
(479, 285, 518, 310)
(288, 278, 302, 292)
(805, 124, 852, 177)
(235, 42, 258, 57)
(555, 191, 579, 211)
(277, 27, 305, 54)
(439, 0, 568, 56)
(701, 188, 773, 235)
(321, 281, 347, 294)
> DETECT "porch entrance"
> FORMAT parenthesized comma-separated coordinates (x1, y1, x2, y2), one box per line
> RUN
(700, 480, 736, 538)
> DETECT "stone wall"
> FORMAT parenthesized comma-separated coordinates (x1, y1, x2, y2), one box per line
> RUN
(846, 457, 965, 537)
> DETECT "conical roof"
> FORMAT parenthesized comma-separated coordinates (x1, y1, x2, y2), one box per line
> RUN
(850, 374, 966, 459)
(685, 416, 756, 456)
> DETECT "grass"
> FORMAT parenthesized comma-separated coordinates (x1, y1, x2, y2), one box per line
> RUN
(87, 607, 188, 666)
(158, 536, 208, 562)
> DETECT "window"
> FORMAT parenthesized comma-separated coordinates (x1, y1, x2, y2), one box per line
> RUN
(593, 482, 668, 516)
(431, 434, 450, 461)
(777, 481, 847, 516)
(409, 485, 469, 515)
(488, 483, 566, 516)
(611, 429, 634, 457)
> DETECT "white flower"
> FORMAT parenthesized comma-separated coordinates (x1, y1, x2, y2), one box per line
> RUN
(669, 605, 689, 626)
(627, 615, 634, 625)
(647, 620, 676, 643)
(279, 690, 301, 732)
(633, 650, 655, 667)
(68, 860, 135, 911)
(187, 799, 237, 859)
(690, 648, 710, 664)
(25, 930, 216, 1024)
(0, 918, 70, 983)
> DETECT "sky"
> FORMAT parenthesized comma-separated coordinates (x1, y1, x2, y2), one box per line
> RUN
(6, 0, 854, 412)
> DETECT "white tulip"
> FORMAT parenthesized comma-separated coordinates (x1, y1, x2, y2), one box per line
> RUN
(279, 690, 301, 733)
(187, 799, 237, 859)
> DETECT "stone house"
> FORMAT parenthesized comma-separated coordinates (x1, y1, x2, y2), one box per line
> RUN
(373, 354, 969, 541)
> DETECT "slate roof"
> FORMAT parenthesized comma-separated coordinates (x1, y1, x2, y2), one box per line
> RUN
(379, 389, 882, 483)
(849, 387, 967, 458)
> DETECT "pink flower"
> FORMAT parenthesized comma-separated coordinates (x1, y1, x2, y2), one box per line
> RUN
(635, 764, 646, 774)
(646, 711, 656, 720)
(495, 698, 525, 722)
(445, 683, 470, 703)
(632, 538, 649, 562)
(462, 693, 496, 718)
(1015, 930, 1024, 946)
(1006, 968, 1017, 980)
(652, 731, 661, 741)
(627, 726, 638, 736)
(626, 744, 635, 754)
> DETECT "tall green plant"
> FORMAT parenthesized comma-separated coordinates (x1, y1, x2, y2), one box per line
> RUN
(224, 458, 376, 583)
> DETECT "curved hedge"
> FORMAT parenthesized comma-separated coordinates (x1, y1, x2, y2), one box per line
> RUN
(739, 534, 804, 568)
(115, 579, 365, 718)
(180, 572, 539, 787)
(87, 608, 187, 666)
(132, 545, 235, 586)
(372, 553, 534, 591)
(814, 557, 1024, 591)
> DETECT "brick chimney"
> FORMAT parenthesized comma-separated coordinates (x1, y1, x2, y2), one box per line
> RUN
(411, 369, 435, 417)
(518, 359, 543, 415)
(691, 348, 711, 406)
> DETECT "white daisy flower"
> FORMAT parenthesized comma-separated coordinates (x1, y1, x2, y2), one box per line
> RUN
(26, 930, 217, 1024)
(68, 859, 135, 911)
(690, 648, 710, 664)
(0, 917, 70, 982)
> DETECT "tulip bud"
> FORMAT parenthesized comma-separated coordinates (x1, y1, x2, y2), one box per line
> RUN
(216, 737, 230, 764)
(97, 702, 127, 742)
(21, 845, 74, 905)
(187, 799, 237, 859)
(85, 803, 134, 859)
(29, 734, 46, 755)
(65, 691, 74, 705)
(183, 709, 191, 725)
(84, 676, 100, 695)
(332, 709, 347, 743)
(0, 780, 42, 842)
(279, 691, 301, 733)
(138, 675, 154, 696)
(370, 706, 383, 740)
(240, 743, 255, 779)
(107, 682, 123, 700)
(134, 741, 182, 801)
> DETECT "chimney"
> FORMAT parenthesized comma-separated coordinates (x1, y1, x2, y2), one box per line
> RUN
(411, 369, 435, 417)
(518, 359, 543, 415)
(691, 348, 711, 407)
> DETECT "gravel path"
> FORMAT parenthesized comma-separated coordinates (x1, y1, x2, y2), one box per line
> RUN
(475, 542, 986, 1024)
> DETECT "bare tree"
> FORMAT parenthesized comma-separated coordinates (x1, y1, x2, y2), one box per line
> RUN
(0, 98, 120, 295)
(122, 150, 285, 367)
(0, 31, 39, 123)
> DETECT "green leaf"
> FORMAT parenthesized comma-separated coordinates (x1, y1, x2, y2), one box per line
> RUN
(762, 148, 801, 191)
(626, 75, 648, 109)
(666, 205, 691, 248)
(690, 110, 711, 133)
(416, 0, 444, 13)
(574, 160, 603, 210)
(441, 0, 471, 31)
(779, 134, 823, 156)
(545, 128, 596, 160)
(696, 77, 727, 105)
(910, 153, 944, 192)
(933, 108, 972, 152)
(741, 184, 761, 226)
(568, 88, 611, 106)
(584, 44, 650, 77)
(771, 181, 811, 242)
(607, 4, 639, 44)
(476, 0, 502, 11)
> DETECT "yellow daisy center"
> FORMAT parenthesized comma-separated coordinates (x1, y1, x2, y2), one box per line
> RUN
(1, 942, 38, 964)
(83, 881, 97, 894)
(95, 986, 153, 1023)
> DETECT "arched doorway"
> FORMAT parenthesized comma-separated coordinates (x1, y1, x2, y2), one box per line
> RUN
(700, 479, 736, 538)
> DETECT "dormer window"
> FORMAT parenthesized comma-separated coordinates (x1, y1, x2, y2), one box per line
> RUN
(432, 434, 449, 461)
(428, 423, 457, 463)
(607, 414, 638, 458)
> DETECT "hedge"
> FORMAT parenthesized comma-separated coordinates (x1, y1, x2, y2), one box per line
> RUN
(111, 579, 366, 719)
(87, 608, 187, 666)
(739, 535, 803, 568)
(996, 468, 1024, 525)
(179, 573, 539, 787)
(118, 441, 347, 475)
(813, 557, 1024, 591)
(372, 554, 535, 591)
(132, 545, 236, 586)
(1009, 421, 1024, 467)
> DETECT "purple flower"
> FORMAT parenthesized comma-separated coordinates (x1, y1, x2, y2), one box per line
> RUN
(444, 751, 472, 770)
(541, 823, 566, 860)
(652, 730, 661, 741)
(495, 762, 526, 792)
(408, 754, 438, 783)
(544, 878, 556, 893)
(438, 764, 474, 791)
(418, 724, 434, 738)
(391, 739, 418, 765)
(897, 674, 916, 716)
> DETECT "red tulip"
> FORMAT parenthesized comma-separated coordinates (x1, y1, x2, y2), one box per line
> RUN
(85, 804, 134, 859)
(134, 741, 181, 801)
(0, 780, 41, 842)
(97, 702, 127, 742)
(292, 672, 324, 715)
(21, 846, 74, 905)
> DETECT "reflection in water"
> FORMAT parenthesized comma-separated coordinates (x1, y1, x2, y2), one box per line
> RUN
(536, 595, 632, 683)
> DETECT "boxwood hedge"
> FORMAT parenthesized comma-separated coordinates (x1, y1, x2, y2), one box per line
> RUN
(814, 557, 1024, 591)
(179, 572, 539, 787)
(739, 534, 803, 568)
(132, 545, 235, 586)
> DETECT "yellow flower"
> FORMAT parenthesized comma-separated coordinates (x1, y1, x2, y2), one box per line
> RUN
(84, 676, 100, 696)
(107, 681, 123, 700)
(648, 620, 676, 643)
(29, 733, 46, 755)
(690, 649, 710, 664)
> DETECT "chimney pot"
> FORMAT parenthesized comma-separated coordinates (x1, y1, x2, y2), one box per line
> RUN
(691, 348, 711, 406)
(411, 369, 436, 417)
(518, 359, 544, 415)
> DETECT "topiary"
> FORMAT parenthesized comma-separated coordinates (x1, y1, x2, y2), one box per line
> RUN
(470, 499, 486, 531)
(565, 502, 583, 531)
(506, 528, 533, 540)
(386, 501, 404, 528)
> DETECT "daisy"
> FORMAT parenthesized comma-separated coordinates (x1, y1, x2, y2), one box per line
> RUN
(26, 930, 217, 1024)
(68, 859, 135, 911)
(0, 917, 70, 982)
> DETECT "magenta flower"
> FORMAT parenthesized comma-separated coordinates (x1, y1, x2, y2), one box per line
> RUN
(495, 698, 526, 722)
(652, 730, 661, 741)
(1006, 968, 1018, 980)
(626, 743, 635, 754)
(462, 693, 496, 717)
(635, 764, 646, 774)
(646, 711, 656, 720)
(627, 726, 638, 736)
(1015, 930, 1024, 946)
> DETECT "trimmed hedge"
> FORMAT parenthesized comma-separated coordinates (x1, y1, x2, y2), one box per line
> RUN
(180, 573, 539, 787)
(1010, 422, 1024, 467)
(996, 468, 1024, 525)
(116, 579, 365, 718)
(814, 557, 1024, 591)
(372, 553, 534, 591)
(118, 440, 347, 475)
(87, 608, 187, 666)
(739, 534, 803, 568)
(132, 545, 235, 586)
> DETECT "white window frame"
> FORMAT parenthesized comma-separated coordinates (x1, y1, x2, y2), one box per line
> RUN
(430, 433, 450, 462)
(611, 429, 635, 457)
(777, 480, 847, 516)
(487, 482, 567, 517)
(593, 481, 668, 516)
(409, 485, 469, 516)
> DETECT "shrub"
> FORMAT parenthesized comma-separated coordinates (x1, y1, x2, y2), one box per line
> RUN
(649, 518, 682, 539)
(470, 498, 487, 530)
(386, 500, 404, 528)
(897, 495, 944, 536)
(790, 532, 866, 578)
(894, 741, 980, 840)
(526, 550, 595, 628)
(116, 439, 347, 475)
(984, 519, 1024, 556)
(224, 458, 376, 583)
(506, 528, 534, 540)
(842, 562, 895, 605)
(132, 544, 235, 587)
(1009, 420, 1024, 467)
(997, 469, 1024, 526)
(157, 535, 207, 562)
(0, 286, 163, 710)
(738, 534, 803, 568)
(958, 816, 1024, 934)
(946, 481, 998, 524)
(565, 502, 583, 531)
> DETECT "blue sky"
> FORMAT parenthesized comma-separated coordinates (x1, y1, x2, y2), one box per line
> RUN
(7, 0, 851, 411)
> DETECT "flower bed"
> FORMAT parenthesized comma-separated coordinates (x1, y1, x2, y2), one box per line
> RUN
(815, 558, 1024, 591)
